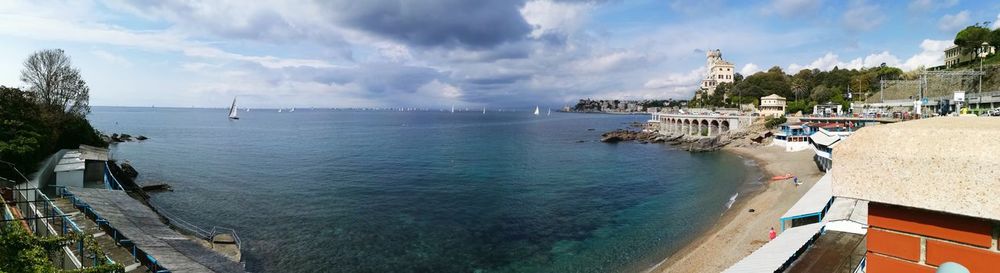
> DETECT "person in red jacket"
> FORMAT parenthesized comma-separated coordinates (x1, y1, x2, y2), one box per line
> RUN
(768, 227, 777, 240)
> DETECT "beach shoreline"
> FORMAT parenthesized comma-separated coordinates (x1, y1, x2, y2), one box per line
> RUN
(645, 145, 823, 273)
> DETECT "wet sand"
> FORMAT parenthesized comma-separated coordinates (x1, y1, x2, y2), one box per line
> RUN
(646, 145, 823, 273)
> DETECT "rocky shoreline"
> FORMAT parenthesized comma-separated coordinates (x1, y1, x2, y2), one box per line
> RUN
(600, 119, 770, 152)
(101, 133, 149, 143)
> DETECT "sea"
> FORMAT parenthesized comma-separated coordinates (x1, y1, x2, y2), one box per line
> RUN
(87, 107, 762, 273)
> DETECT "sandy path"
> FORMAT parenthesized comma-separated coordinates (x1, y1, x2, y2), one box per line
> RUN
(647, 145, 823, 273)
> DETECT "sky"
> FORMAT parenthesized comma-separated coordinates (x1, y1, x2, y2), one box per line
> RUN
(0, 0, 998, 108)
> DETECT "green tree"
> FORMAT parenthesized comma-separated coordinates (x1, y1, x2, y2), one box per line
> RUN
(989, 29, 1000, 53)
(954, 24, 991, 56)
(810, 85, 835, 103)
(19, 49, 91, 117)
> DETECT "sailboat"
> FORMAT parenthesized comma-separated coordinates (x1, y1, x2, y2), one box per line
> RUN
(246, 107, 250, 112)
(290, 107, 295, 112)
(533, 106, 540, 116)
(278, 108, 282, 113)
(547, 109, 551, 116)
(451, 105, 455, 113)
(228, 97, 239, 120)
(483, 106, 486, 114)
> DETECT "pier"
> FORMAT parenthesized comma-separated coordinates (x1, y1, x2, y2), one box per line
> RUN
(58, 187, 244, 273)
(650, 113, 753, 137)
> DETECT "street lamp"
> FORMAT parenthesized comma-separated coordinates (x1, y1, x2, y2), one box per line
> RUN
(980, 42, 990, 111)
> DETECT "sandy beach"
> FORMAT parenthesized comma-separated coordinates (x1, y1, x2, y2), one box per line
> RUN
(647, 145, 824, 273)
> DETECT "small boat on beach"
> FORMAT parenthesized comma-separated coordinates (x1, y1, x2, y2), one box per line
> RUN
(228, 97, 239, 120)
(771, 174, 793, 180)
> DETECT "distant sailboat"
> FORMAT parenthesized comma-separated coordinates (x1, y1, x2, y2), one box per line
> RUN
(278, 108, 283, 113)
(533, 106, 540, 116)
(483, 106, 486, 114)
(228, 97, 239, 120)
(290, 108, 295, 112)
(451, 105, 455, 113)
(547, 109, 551, 116)
(246, 107, 250, 112)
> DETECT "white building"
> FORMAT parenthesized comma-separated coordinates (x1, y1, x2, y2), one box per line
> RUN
(700, 49, 735, 97)
(759, 94, 787, 117)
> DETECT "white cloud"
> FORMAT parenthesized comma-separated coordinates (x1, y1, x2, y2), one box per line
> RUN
(842, 0, 884, 31)
(939, 10, 971, 32)
(993, 13, 1000, 29)
(520, 0, 594, 39)
(764, 0, 822, 17)
(901, 39, 952, 70)
(91, 50, 132, 67)
(642, 67, 705, 91)
(0, 14, 342, 70)
(740, 63, 762, 75)
(787, 40, 951, 72)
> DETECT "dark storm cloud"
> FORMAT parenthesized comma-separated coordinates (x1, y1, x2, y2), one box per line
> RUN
(324, 0, 533, 49)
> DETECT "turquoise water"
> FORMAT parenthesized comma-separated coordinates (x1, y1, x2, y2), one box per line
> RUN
(87, 107, 760, 273)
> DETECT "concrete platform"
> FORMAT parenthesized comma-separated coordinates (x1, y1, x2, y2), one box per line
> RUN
(67, 188, 244, 273)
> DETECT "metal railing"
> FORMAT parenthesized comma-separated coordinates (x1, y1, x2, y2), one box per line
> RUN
(147, 199, 243, 258)
(4, 186, 115, 269)
(57, 187, 168, 273)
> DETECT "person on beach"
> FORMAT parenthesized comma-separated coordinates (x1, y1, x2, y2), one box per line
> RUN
(769, 227, 776, 240)
(793, 176, 798, 186)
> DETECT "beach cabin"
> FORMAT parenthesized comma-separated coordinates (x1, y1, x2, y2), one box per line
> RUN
(813, 102, 843, 116)
(54, 145, 110, 189)
(807, 124, 853, 172)
(773, 123, 811, 152)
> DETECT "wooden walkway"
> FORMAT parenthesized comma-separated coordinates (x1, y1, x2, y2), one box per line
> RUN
(67, 188, 244, 273)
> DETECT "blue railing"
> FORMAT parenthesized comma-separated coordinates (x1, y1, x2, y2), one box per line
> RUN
(58, 187, 169, 272)
(103, 162, 125, 191)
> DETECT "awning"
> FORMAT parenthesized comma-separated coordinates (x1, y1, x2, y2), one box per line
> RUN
(780, 173, 833, 229)
(722, 223, 825, 273)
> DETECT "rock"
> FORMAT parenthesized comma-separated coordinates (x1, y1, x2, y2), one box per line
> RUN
(136, 135, 148, 141)
(601, 135, 624, 143)
(120, 133, 133, 141)
(120, 163, 139, 179)
(749, 209, 756, 213)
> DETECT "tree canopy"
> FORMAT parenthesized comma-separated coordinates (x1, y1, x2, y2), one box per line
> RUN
(19, 49, 91, 117)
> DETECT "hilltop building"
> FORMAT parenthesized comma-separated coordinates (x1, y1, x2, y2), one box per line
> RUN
(700, 49, 735, 97)
(759, 94, 786, 117)
(944, 44, 995, 68)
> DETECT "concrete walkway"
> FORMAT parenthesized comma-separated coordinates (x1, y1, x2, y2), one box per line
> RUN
(66, 188, 244, 273)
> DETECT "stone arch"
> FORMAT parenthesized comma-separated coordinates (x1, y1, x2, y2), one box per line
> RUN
(721, 120, 730, 133)
(710, 120, 720, 136)
(699, 120, 709, 136)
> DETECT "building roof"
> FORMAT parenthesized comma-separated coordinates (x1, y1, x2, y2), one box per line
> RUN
(54, 161, 85, 172)
(832, 117, 1000, 221)
(722, 223, 825, 273)
(762, 94, 786, 100)
(809, 130, 841, 147)
(78, 145, 109, 161)
(781, 173, 833, 220)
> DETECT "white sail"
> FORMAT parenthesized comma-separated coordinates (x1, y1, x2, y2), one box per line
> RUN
(278, 109, 282, 113)
(451, 105, 455, 113)
(483, 107, 486, 114)
(228, 97, 239, 119)
(290, 107, 295, 112)
(533, 106, 540, 116)
(547, 109, 551, 116)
